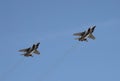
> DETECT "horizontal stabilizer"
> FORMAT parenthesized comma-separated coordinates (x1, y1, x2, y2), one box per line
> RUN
(34, 50, 40, 54)
(88, 34, 95, 40)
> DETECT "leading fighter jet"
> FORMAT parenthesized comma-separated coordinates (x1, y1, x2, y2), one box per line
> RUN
(73, 26, 96, 42)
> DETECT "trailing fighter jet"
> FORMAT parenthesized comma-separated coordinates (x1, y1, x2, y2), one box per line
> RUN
(19, 42, 40, 57)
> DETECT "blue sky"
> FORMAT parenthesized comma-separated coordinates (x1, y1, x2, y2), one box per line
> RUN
(0, 0, 120, 81)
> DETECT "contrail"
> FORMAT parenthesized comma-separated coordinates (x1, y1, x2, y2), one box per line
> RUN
(0, 57, 25, 81)
(38, 42, 80, 81)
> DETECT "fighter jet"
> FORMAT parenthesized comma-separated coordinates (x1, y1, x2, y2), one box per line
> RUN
(73, 26, 96, 42)
(19, 42, 40, 57)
